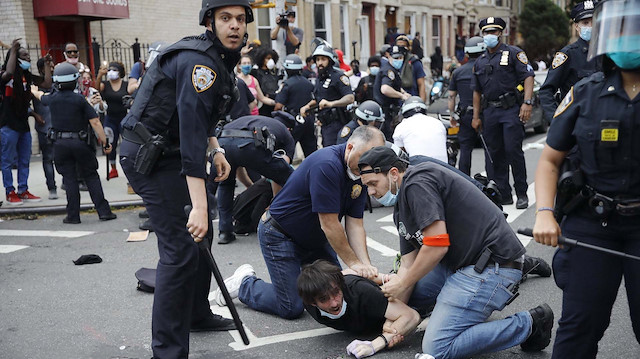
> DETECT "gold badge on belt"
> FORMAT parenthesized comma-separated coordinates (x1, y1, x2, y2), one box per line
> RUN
(351, 184, 362, 199)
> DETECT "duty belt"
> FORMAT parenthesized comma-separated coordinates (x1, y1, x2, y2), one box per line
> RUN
(219, 129, 255, 139)
(474, 248, 523, 274)
(487, 100, 504, 108)
(56, 131, 83, 140)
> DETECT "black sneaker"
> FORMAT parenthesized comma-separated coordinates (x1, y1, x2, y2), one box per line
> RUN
(521, 303, 554, 352)
(139, 219, 154, 232)
(501, 196, 514, 205)
(516, 195, 529, 209)
(63, 216, 81, 224)
(99, 213, 117, 221)
(139, 210, 149, 219)
(218, 231, 236, 245)
(190, 314, 235, 332)
(523, 255, 552, 279)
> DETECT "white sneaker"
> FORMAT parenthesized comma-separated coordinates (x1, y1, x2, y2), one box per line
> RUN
(213, 264, 255, 306)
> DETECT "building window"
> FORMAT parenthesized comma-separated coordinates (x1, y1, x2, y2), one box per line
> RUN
(496, 0, 503, 6)
(314, 3, 329, 40)
(256, 7, 275, 48)
(432, 16, 441, 51)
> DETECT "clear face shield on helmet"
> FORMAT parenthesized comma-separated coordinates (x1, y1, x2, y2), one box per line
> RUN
(588, 0, 640, 61)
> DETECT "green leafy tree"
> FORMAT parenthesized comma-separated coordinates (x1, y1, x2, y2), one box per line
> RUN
(518, 0, 571, 61)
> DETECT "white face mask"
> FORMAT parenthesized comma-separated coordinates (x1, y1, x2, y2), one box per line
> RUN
(107, 70, 120, 80)
(266, 58, 276, 70)
(318, 299, 348, 319)
(346, 152, 360, 181)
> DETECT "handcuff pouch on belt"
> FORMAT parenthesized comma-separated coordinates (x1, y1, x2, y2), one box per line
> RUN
(555, 157, 587, 221)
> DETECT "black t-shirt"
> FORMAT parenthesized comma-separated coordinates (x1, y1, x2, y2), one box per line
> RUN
(101, 79, 129, 119)
(395, 162, 525, 270)
(305, 275, 388, 334)
(229, 77, 255, 120)
(40, 90, 98, 132)
(224, 115, 295, 159)
(0, 73, 30, 132)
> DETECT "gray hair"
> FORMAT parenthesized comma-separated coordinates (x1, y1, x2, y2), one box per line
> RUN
(347, 126, 385, 148)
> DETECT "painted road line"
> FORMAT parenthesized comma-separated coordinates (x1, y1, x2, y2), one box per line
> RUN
(0, 245, 29, 253)
(504, 184, 537, 223)
(0, 230, 94, 238)
(381, 226, 398, 236)
(376, 214, 394, 223)
(366, 236, 398, 257)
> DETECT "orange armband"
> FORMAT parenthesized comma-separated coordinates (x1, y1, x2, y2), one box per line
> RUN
(422, 234, 450, 247)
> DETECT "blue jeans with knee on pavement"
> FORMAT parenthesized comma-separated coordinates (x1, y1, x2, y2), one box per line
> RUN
(238, 218, 339, 319)
(552, 212, 640, 359)
(409, 263, 532, 358)
(1, 126, 32, 194)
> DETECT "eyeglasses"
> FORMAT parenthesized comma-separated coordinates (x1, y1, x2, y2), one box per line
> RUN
(65, 50, 79, 55)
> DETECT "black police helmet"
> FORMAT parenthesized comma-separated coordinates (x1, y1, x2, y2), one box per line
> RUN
(199, 0, 254, 26)
(355, 100, 385, 123)
(283, 54, 304, 70)
(53, 62, 79, 91)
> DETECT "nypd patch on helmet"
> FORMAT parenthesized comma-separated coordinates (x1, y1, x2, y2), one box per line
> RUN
(192, 65, 216, 93)
(517, 52, 529, 65)
(387, 70, 395, 81)
(552, 52, 568, 69)
(554, 87, 574, 118)
(340, 126, 351, 138)
(340, 75, 350, 86)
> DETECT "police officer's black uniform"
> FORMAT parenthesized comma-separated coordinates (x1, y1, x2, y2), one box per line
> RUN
(336, 119, 360, 144)
(315, 67, 353, 147)
(539, 1, 599, 123)
(275, 73, 316, 156)
(209, 114, 295, 244)
(534, 1, 640, 356)
(119, 2, 249, 353)
(473, 17, 534, 207)
(374, 51, 403, 141)
(450, 58, 478, 176)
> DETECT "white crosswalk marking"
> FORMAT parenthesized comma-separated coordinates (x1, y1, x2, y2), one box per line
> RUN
(366, 236, 397, 257)
(0, 245, 29, 253)
(0, 229, 94, 238)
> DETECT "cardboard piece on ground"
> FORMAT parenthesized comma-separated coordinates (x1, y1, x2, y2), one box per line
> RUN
(126, 231, 149, 242)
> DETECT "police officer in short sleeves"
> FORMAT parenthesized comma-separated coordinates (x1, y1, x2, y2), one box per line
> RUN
(539, 1, 599, 123)
(300, 44, 354, 148)
(117, 1, 254, 357)
(374, 45, 411, 141)
(533, 1, 640, 357)
(472, 17, 534, 209)
(275, 54, 316, 157)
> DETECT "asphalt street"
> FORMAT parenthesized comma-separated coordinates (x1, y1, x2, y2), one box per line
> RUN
(1, 131, 639, 359)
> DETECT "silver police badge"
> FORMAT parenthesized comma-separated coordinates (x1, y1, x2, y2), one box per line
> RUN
(552, 52, 568, 69)
(192, 65, 216, 93)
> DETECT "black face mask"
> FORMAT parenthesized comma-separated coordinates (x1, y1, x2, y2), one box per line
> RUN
(352, 65, 360, 75)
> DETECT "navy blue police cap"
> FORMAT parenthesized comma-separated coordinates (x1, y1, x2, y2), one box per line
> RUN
(479, 17, 507, 32)
(570, 1, 596, 22)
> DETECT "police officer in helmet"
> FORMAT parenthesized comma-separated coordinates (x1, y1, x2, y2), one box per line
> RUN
(533, 0, 640, 357)
(31, 63, 116, 223)
(374, 45, 411, 141)
(118, 0, 253, 357)
(275, 54, 316, 157)
(300, 44, 354, 148)
(449, 36, 489, 176)
(336, 100, 384, 144)
(539, 1, 600, 123)
(472, 17, 535, 209)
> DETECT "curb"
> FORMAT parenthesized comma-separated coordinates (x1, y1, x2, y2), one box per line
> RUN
(0, 199, 144, 216)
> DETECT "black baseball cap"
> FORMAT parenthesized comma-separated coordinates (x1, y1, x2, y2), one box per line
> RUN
(358, 146, 402, 174)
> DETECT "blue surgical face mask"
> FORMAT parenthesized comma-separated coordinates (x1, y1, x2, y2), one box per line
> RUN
(18, 59, 31, 71)
(318, 299, 348, 319)
(579, 26, 592, 42)
(240, 64, 252, 75)
(608, 52, 640, 70)
(483, 34, 499, 49)
(392, 59, 404, 70)
(369, 66, 380, 76)
(377, 173, 398, 207)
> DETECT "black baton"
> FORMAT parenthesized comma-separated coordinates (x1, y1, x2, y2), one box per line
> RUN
(479, 131, 494, 165)
(518, 227, 640, 262)
(105, 138, 110, 181)
(184, 205, 250, 345)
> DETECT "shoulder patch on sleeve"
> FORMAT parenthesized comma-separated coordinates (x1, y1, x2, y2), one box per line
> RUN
(387, 70, 395, 81)
(340, 75, 350, 86)
(340, 126, 351, 138)
(551, 52, 569, 69)
(192, 65, 216, 93)
(275, 83, 284, 94)
(553, 87, 574, 118)
(517, 51, 529, 65)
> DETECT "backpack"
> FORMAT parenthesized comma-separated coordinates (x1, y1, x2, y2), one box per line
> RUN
(232, 178, 273, 234)
(400, 54, 419, 89)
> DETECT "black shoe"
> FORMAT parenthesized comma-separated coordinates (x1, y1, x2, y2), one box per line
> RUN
(190, 314, 235, 332)
(63, 216, 81, 224)
(234, 223, 254, 236)
(516, 195, 529, 209)
(501, 196, 514, 205)
(523, 255, 552, 279)
(218, 231, 236, 245)
(79, 182, 89, 191)
(521, 303, 554, 352)
(139, 219, 154, 231)
(99, 213, 117, 221)
(139, 210, 149, 219)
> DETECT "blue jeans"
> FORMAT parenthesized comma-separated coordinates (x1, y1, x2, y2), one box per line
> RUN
(1, 126, 32, 194)
(410, 263, 532, 358)
(238, 219, 339, 319)
(37, 132, 56, 190)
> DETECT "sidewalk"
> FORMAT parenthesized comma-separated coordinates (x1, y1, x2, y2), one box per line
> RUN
(0, 153, 142, 215)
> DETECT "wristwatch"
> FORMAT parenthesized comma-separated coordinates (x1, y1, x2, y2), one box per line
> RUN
(524, 99, 533, 105)
(211, 147, 226, 155)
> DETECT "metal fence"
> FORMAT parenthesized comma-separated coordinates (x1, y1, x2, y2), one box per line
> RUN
(1, 38, 151, 76)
